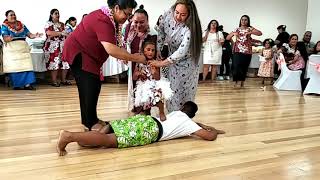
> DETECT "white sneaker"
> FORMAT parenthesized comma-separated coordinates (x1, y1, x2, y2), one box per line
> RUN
(217, 76, 224, 81)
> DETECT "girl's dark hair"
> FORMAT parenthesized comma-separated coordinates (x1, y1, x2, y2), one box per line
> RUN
(171, 0, 202, 64)
(5, 10, 14, 17)
(107, 0, 137, 9)
(65, 17, 76, 25)
(49, 9, 59, 22)
(262, 38, 274, 47)
(313, 41, 320, 54)
(206, 20, 219, 32)
(277, 25, 286, 31)
(142, 35, 157, 59)
(134, 4, 148, 20)
(239, 15, 251, 27)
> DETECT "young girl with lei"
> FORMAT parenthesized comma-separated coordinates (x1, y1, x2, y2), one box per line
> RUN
(133, 35, 173, 121)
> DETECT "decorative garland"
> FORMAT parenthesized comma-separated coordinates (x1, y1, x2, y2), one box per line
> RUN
(101, 6, 123, 47)
(2, 20, 24, 34)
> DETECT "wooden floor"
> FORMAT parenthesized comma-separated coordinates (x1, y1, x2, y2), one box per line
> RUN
(0, 79, 320, 180)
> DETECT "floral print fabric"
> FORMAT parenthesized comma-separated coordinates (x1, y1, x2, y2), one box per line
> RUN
(110, 115, 159, 148)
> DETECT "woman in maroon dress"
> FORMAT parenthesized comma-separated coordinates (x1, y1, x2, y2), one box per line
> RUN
(62, 0, 145, 131)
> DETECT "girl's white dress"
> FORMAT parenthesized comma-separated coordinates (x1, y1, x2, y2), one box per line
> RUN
(134, 63, 173, 110)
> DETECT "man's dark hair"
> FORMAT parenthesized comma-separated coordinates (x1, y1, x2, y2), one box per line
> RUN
(181, 101, 198, 118)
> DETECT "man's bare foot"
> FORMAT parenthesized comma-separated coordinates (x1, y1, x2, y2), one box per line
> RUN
(216, 129, 226, 134)
(159, 112, 166, 121)
(57, 130, 70, 156)
(91, 121, 105, 132)
(99, 124, 111, 134)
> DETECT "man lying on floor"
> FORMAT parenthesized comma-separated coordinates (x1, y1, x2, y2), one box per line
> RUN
(57, 101, 225, 156)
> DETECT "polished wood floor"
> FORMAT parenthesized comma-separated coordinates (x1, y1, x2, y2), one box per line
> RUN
(0, 79, 320, 180)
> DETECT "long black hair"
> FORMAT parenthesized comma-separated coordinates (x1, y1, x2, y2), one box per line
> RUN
(239, 15, 251, 27)
(171, 0, 202, 64)
(107, 0, 137, 9)
(48, 9, 59, 22)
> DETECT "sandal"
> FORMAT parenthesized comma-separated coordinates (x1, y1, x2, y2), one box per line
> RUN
(61, 81, 72, 86)
(51, 82, 60, 87)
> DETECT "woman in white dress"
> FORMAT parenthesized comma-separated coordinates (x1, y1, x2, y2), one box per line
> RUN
(202, 20, 224, 81)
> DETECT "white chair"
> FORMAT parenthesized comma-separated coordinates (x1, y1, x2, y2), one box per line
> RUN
(304, 55, 320, 95)
(273, 53, 302, 91)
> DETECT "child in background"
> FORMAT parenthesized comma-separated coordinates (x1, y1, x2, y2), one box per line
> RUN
(258, 39, 275, 86)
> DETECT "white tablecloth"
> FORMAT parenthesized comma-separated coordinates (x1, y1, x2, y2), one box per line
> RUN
(305, 55, 320, 78)
(249, 53, 261, 68)
(30, 52, 46, 72)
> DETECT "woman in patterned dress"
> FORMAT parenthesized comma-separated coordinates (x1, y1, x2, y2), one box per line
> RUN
(44, 9, 70, 87)
(226, 15, 262, 88)
(149, 0, 202, 112)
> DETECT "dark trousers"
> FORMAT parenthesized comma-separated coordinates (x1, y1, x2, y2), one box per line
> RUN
(274, 63, 281, 78)
(219, 53, 231, 76)
(71, 54, 101, 129)
(232, 53, 252, 82)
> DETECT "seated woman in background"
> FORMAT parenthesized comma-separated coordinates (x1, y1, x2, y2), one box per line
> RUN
(280, 34, 305, 71)
(313, 41, 320, 55)
(1, 10, 42, 90)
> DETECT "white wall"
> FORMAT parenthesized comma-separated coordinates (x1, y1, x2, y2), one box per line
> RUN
(195, 0, 308, 41)
(306, 0, 320, 43)
(0, 0, 108, 35)
(0, 0, 309, 41)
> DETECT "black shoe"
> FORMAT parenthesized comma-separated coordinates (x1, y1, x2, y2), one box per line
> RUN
(61, 81, 72, 86)
(24, 86, 36, 90)
(13, 87, 23, 90)
(51, 82, 60, 87)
